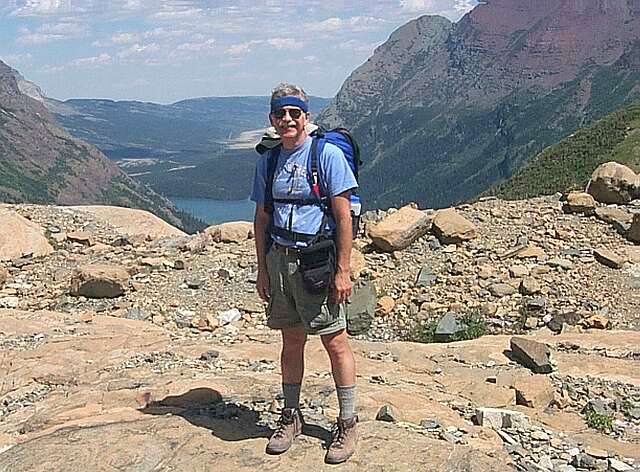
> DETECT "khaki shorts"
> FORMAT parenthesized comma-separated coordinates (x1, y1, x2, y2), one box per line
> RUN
(265, 246, 346, 336)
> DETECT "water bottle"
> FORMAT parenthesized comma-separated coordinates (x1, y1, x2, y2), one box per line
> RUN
(350, 194, 361, 239)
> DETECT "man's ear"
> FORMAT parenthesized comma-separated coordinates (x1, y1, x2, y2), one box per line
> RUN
(269, 113, 275, 127)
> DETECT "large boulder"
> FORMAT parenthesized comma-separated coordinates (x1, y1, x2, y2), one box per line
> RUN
(368, 205, 431, 252)
(69, 206, 186, 239)
(70, 264, 130, 298)
(626, 214, 640, 244)
(431, 208, 477, 245)
(204, 221, 253, 243)
(586, 162, 639, 204)
(562, 191, 596, 215)
(0, 206, 54, 261)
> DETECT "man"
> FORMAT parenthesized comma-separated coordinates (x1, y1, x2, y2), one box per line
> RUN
(251, 83, 358, 464)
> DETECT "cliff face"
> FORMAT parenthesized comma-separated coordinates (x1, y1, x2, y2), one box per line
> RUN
(0, 61, 184, 228)
(319, 0, 640, 209)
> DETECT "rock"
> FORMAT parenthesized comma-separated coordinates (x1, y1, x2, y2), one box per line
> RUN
(474, 407, 530, 429)
(124, 307, 150, 321)
(513, 376, 555, 409)
(66, 231, 95, 246)
(608, 458, 634, 471)
(185, 275, 205, 289)
(431, 208, 477, 245)
(377, 296, 395, 315)
(509, 265, 529, 278)
(489, 283, 517, 297)
(376, 405, 400, 422)
(519, 277, 540, 295)
(510, 337, 554, 374)
(69, 264, 129, 298)
(200, 350, 220, 361)
(0, 267, 8, 288)
(547, 312, 582, 333)
(583, 399, 613, 416)
(626, 213, 640, 243)
(0, 207, 54, 261)
(594, 206, 632, 226)
(205, 221, 253, 243)
(526, 297, 546, 311)
(368, 205, 431, 251)
(581, 313, 610, 329)
(416, 265, 437, 287)
(563, 191, 597, 215)
(586, 162, 638, 204)
(350, 248, 366, 280)
(593, 248, 625, 269)
(434, 312, 466, 341)
(346, 279, 376, 335)
(217, 308, 241, 326)
(571, 453, 597, 469)
(68, 205, 186, 238)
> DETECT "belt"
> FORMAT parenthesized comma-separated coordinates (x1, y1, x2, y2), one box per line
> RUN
(272, 242, 302, 256)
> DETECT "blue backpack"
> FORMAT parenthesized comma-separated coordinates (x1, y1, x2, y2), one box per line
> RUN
(257, 127, 362, 241)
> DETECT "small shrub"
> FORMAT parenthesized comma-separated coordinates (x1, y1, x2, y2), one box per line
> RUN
(584, 410, 613, 432)
(407, 311, 487, 344)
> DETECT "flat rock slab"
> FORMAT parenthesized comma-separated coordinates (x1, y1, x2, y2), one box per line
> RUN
(205, 221, 253, 243)
(69, 264, 130, 298)
(68, 205, 186, 239)
(0, 206, 53, 261)
(368, 205, 431, 252)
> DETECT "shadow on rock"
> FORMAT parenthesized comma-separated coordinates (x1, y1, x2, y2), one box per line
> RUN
(139, 387, 332, 445)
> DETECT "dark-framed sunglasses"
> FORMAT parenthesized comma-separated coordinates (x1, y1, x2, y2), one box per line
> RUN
(273, 107, 304, 119)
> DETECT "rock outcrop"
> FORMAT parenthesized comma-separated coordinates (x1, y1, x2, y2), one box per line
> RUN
(0, 205, 53, 261)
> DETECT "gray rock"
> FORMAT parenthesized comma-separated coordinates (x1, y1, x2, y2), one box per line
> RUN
(547, 312, 582, 333)
(185, 275, 205, 289)
(474, 407, 530, 429)
(125, 307, 150, 321)
(200, 350, 220, 361)
(434, 312, 466, 340)
(218, 308, 241, 326)
(346, 279, 376, 336)
(526, 297, 546, 311)
(608, 458, 634, 471)
(416, 265, 437, 287)
(510, 337, 554, 374)
(582, 399, 613, 416)
(376, 405, 399, 422)
(420, 419, 441, 430)
(489, 283, 517, 297)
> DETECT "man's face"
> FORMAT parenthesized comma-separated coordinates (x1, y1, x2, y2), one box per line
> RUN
(270, 106, 309, 141)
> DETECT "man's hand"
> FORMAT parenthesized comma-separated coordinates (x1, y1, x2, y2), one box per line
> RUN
(332, 269, 352, 304)
(257, 269, 270, 302)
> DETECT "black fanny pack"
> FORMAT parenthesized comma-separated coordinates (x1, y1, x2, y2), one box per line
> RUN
(297, 239, 336, 293)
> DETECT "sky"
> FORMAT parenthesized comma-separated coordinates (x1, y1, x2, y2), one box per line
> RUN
(0, 0, 477, 103)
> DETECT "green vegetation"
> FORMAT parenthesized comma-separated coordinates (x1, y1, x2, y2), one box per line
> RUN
(486, 102, 640, 200)
(584, 410, 614, 433)
(407, 311, 487, 344)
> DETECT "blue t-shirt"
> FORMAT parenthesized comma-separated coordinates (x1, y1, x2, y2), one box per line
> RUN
(251, 136, 357, 247)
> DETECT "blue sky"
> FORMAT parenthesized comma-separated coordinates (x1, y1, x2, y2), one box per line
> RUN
(0, 0, 476, 103)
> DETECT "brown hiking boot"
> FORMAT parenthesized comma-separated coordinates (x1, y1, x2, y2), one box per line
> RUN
(265, 408, 303, 455)
(325, 416, 358, 464)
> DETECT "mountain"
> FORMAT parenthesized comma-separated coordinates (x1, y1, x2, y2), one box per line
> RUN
(318, 0, 640, 210)
(46, 95, 331, 200)
(0, 60, 194, 230)
(486, 102, 640, 200)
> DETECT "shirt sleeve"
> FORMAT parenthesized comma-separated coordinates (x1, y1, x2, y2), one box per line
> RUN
(319, 142, 358, 197)
(250, 153, 269, 203)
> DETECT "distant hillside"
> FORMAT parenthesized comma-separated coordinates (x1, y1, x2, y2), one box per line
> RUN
(46, 95, 331, 200)
(0, 60, 200, 231)
(318, 0, 640, 210)
(486, 102, 640, 199)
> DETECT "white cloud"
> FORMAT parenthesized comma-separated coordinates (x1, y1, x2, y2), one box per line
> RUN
(152, 6, 202, 21)
(17, 20, 86, 44)
(40, 63, 65, 73)
(266, 38, 303, 51)
(111, 32, 139, 44)
(175, 38, 216, 52)
(70, 53, 112, 67)
(118, 42, 161, 60)
(10, 0, 71, 17)
(0, 52, 33, 64)
(225, 40, 263, 56)
(305, 16, 387, 33)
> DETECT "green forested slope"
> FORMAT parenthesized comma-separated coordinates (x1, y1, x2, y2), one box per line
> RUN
(486, 103, 640, 200)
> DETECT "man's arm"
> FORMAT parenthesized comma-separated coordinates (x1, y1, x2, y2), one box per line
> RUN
(330, 191, 353, 304)
(254, 203, 272, 302)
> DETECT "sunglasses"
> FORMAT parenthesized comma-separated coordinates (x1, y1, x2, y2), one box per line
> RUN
(272, 107, 304, 119)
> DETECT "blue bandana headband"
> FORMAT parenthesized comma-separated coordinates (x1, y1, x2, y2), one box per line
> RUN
(270, 96, 308, 113)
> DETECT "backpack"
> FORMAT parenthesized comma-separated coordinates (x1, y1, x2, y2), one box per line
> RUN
(257, 127, 362, 241)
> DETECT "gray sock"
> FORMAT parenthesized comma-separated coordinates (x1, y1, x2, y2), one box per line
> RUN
(283, 383, 301, 410)
(336, 385, 356, 420)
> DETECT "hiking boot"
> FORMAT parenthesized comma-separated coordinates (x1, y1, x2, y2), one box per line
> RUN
(325, 416, 358, 464)
(265, 408, 303, 455)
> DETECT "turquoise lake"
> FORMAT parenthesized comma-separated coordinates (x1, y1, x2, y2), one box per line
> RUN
(171, 197, 255, 225)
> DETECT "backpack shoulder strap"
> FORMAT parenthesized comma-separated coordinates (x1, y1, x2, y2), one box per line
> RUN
(310, 136, 328, 199)
(264, 146, 280, 213)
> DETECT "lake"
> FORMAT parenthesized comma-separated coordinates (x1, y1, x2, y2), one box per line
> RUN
(171, 197, 255, 225)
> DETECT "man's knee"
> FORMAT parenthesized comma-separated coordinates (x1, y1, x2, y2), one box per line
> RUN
(320, 329, 350, 356)
(282, 327, 307, 352)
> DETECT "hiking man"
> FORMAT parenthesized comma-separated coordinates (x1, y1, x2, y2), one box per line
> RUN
(251, 83, 358, 464)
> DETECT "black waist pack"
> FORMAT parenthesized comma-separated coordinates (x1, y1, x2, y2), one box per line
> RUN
(297, 239, 336, 293)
